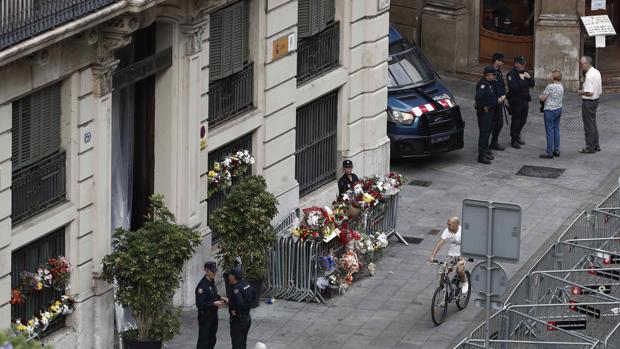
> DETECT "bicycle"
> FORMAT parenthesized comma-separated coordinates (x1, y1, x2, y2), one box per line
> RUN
(430, 257, 472, 325)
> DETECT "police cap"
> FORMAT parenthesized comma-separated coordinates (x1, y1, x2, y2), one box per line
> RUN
(229, 266, 243, 280)
(204, 261, 217, 273)
(343, 160, 353, 168)
(491, 52, 504, 62)
(514, 56, 526, 65)
(483, 66, 496, 74)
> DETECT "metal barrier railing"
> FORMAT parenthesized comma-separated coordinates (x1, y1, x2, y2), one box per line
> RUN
(456, 185, 620, 349)
(264, 193, 399, 303)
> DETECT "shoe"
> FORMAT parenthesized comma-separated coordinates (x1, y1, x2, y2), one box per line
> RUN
(485, 149, 494, 156)
(579, 148, 595, 154)
(511, 141, 521, 149)
(490, 143, 506, 151)
(553, 151, 560, 157)
(595, 147, 601, 152)
(478, 156, 492, 164)
(540, 153, 553, 159)
(517, 138, 525, 145)
(461, 282, 469, 294)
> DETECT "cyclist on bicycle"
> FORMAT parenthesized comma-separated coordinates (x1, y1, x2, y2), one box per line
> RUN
(428, 216, 468, 294)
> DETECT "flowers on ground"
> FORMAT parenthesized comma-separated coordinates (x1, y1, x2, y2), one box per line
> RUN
(207, 150, 255, 197)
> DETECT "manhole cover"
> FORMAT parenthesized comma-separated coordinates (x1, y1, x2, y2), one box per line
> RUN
(402, 237, 424, 244)
(516, 165, 565, 179)
(408, 179, 432, 187)
(427, 229, 440, 235)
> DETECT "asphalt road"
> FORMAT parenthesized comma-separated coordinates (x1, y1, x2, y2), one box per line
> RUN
(167, 76, 620, 349)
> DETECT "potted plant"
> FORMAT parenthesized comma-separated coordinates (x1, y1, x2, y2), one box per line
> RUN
(210, 176, 278, 308)
(101, 195, 202, 349)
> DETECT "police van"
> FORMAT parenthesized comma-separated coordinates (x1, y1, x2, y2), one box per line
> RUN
(387, 26, 465, 158)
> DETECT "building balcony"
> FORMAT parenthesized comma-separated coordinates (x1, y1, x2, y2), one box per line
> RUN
(0, 0, 115, 49)
(297, 22, 340, 85)
(208, 63, 254, 128)
(12, 150, 66, 225)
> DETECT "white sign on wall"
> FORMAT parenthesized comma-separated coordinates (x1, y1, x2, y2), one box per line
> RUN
(581, 15, 616, 36)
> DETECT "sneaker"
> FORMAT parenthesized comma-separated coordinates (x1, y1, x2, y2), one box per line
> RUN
(461, 282, 469, 294)
(553, 151, 560, 157)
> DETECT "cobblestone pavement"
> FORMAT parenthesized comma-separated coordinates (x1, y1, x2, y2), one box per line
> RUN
(167, 76, 620, 349)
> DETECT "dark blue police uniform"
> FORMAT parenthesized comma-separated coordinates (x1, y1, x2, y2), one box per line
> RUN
(475, 68, 498, 164)
(491, 64, 506, 147)
(196, 275, 222, 349)
(229, 274, 256, 349)
(506, 58, 535, 147)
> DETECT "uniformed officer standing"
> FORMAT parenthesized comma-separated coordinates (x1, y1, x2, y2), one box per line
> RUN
(506, 56, 535, 149)
(337, 160, 359, 197)
(228, 267, 256, 349)
(490, 52, 507, 150)
(475, 66, 500, 165)
(196, 261, 227, 349)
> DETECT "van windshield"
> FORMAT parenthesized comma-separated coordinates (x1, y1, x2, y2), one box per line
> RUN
(388, 47, 435, 89)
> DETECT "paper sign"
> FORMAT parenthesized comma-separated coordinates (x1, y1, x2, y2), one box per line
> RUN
(272, 33, 296, 61)
(596, 35, 606, 47)
(581, 15, 616, 36)
(592, 0, 606, 11)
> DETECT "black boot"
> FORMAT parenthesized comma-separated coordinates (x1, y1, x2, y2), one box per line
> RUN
(511, 140, 521, 149)
(484, 149, 494, 160)
(478, 155, 492, 164)
(490, 143, 505, 151)
(517, 137, 525, 145)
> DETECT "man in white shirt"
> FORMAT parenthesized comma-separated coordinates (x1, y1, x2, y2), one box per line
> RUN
(428, 216, 468, 294)
(578, 56, 602, 154)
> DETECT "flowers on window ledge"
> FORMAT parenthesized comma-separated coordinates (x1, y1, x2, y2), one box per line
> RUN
(207, 150, 255, 197)
(10, 256, 72, 305)
(12, 295, 75, 339)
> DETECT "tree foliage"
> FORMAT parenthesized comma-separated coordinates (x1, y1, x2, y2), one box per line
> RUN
(101, 195, 202, 342)
(210, 176, 278, 280)
(0, 330, 50, 348)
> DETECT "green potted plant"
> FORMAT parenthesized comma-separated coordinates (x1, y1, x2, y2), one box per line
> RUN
(101, 195, 202, 349)
(0, 329, 51, 348)
(210, 176, 278, 307)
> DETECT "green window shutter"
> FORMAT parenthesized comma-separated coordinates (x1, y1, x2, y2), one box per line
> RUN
(298, 0, 312, 38)
(209, 10, 223, 81)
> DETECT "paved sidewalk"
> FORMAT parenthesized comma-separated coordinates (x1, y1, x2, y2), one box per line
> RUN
(167, 76, 620, 349)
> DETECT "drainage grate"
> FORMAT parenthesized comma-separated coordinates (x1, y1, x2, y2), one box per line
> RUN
(408, 179, 432, 187)
(402, 237, 424, 244)
(427, 229, 440, 235)
(516, 165, 565, 179)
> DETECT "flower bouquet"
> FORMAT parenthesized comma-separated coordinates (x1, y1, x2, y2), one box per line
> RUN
(207, 150, 255, 197)
(292, 206, 339, 242)
(19, 272, 42, 294)
(355, 232, 389, 276)
(47, 256, 71, 290)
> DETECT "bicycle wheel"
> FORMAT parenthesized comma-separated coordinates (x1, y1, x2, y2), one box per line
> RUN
(456, 271, 471, 310)
(431, 285, 449, 325)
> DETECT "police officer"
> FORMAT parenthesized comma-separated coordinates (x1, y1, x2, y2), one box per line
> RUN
(475, 66, 500, 165)
(506, 56, 535, 149)
(228, 267, 256, 349)
(196, 261, 227, 349)
(337, 160, 359, 197)
(490, 52, 507, 151)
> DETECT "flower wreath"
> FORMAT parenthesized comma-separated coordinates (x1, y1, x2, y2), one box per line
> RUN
(10, 256, 72, 305)
(207, 150, 255, 197)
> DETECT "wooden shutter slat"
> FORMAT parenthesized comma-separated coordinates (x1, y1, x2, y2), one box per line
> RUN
(298, 0, 312, 38)
(11, 100, 21, 169)
(230, 2, 244, 74)
(209, 10, 223, 81)
(324, 0, 335, 26)
(242, 0, 249, 65)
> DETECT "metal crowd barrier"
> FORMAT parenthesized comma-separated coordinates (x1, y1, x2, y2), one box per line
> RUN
(263, 193, 400, 303)
(456, 185, 620, 349)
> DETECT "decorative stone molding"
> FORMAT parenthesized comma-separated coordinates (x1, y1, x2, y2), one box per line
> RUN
(25, 49, 50, 66)
(92, 59, 120, 97)
(76, 28, 99, 46)
(96, 14, 140, 64)
(181, 18, 208, 56)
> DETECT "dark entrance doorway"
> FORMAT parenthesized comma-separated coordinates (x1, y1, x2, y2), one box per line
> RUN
(111, 24, 157, 232)
(585, 0, 620, 92)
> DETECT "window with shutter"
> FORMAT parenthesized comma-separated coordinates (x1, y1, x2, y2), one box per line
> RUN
(11, 83, 62, 171)
(298, 0, 312, 38)
(209, 1, 249, 82)
(298, 0, 335, 38)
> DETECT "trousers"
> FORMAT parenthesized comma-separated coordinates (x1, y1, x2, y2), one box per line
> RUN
(582, 99, 600, 151)
(230, 316, 252, 349)
(477, 111, 493, 152)
(509, 100, 529, 141)
(197, 313, 218, 349)
(490, 105, 504, 145)
(543, 108, 562, 154)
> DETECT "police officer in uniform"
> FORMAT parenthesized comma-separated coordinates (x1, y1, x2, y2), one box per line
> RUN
(475, 66, 500, 164)
(196, 261, 227, 349)
(490, 52, 507, 150)
(506, 56, 535, 149)
(337, 160, 359, 197)
(228, 267, 256, 349)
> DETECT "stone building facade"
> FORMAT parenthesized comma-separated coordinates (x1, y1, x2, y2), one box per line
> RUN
(0, 0, 390, 347)
(391, 0, 620, 92)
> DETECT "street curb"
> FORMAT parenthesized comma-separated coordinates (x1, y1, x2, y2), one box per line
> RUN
(448, 163, 620, 348)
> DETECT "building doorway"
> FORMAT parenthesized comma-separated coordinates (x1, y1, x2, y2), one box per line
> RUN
(479, 0, 535, 65)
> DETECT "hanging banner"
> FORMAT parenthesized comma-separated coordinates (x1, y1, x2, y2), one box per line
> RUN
(592, 0, 606, 11)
